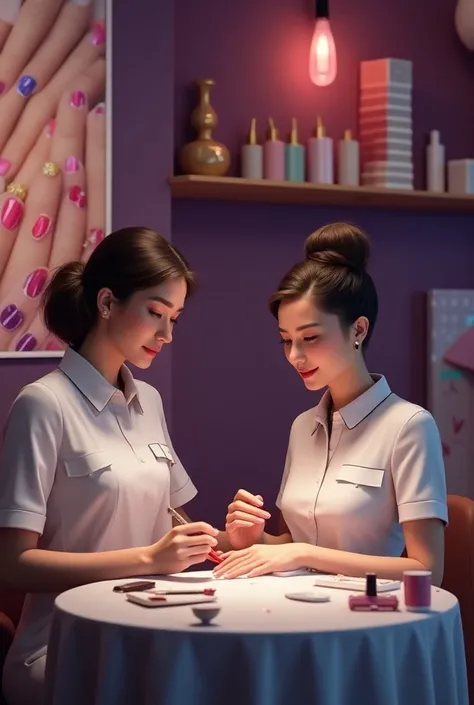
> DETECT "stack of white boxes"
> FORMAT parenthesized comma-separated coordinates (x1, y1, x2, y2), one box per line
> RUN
(359, 58, 413, 190)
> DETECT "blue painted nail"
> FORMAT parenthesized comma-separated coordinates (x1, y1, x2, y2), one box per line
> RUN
(16, 75, 37, 98)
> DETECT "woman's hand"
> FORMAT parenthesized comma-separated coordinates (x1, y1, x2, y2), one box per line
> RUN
(226, 489, 271, 549)
(213, 543, 305, 579)
(147, 522, 220, 575)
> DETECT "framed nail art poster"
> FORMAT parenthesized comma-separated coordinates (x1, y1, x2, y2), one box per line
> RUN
(0, 0, 109, 357)
(427, 289, 474, 499)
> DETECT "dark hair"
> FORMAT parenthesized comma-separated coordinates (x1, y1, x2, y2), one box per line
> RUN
(269, 222, 378, 347)
(43, 227, 195, 349)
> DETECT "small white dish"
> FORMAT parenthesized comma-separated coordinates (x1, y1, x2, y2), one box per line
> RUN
(192, 604, 221, 625)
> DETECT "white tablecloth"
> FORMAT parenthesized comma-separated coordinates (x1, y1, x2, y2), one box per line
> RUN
(44, 571, 468, 705)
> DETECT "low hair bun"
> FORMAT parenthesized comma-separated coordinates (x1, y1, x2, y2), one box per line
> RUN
(304, 222, 370, 275)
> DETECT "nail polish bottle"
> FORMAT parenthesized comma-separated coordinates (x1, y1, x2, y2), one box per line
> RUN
(241, 118, 263, 179)
(308, 116, 334, 184)
(263, 118, 285, 180)
(426, 130, 445, 192)
(348, 573, 399, 611)
(285, 118, 305, 182)
(338, 129, 359, 186)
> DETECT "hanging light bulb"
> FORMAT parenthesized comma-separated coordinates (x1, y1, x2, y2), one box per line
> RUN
(309, 0, 337, 87)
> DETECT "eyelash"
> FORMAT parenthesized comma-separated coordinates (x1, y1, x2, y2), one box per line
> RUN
(149, 311, 179, 324)
(280, 336, 319, 345)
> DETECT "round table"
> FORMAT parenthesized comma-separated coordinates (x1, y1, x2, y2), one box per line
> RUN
(44, 571, 468, 705)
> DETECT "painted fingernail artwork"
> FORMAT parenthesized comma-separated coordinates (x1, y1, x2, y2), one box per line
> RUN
(0, 305, 23, 332)
(16, 75, 37, 98)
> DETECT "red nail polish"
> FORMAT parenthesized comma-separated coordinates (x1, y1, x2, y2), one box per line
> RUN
(91, 21, 105, 47)
(32, 214, 52, 240)
(70, 90, 86, 109)
(23, 267, 48, 299)
(1, 197, 23, 230)
(69, 185, 86, 209)
(95, 102, 105, 115)
(46, 119, 55, 138)
(87, 228, 105, 247)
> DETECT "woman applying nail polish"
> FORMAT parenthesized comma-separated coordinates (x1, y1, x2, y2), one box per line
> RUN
(0, 228, 220, 705)
(216, 223, 448, 583)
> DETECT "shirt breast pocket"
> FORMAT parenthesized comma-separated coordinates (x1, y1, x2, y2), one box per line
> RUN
(336, 464, 385, 489)
(149, 443, 175, 466)
(64, 451, 112, 478)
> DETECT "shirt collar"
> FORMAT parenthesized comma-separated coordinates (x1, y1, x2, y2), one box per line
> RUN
(314, 374, 392, 431)
(59, 347, 144, 414)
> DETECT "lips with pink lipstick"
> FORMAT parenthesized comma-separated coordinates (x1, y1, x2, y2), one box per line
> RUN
(298, 367, 318, 379)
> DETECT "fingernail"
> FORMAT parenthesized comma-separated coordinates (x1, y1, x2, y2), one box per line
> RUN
(1, 197, 23, 230)
(46, 119, 55, 138)
(95, 102, 105, 115)
(69, 185, 86, 208)
(45, 337, 64, 351)
(32, 214, 52, 240)
(24, 267, 48, 299)
(5, 182, 27, 201)
(0, 304, 24, 331)
(0, 82, 5, 96)
(0, 159, 10, 176)
(91, 21, 105, 46)
(42, 162, 60, 177)
(16, 75, 37, 98)
(15, 334, 37, 352)
(65, 156, 80, 173)
(84, 228, 104, 248)
(70, 90, 86, 109)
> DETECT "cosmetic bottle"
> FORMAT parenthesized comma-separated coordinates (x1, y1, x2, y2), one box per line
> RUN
(241, 118, 263, 179)
(308, 116, 333, 184)
(338, 129, 359, 186)
(263, 117, 285, 180)
(348, 573, 399, 611)
(285, 118, 305, 182)
(426, 130, 445, 192)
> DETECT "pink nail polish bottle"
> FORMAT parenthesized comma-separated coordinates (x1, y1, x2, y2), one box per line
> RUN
(263, 117, 285, 181)
(348, 573, 399, 611)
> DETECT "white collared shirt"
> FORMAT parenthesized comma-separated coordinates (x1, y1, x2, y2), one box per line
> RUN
(276, 375, 448, 556)
(0, 347, 197, 670)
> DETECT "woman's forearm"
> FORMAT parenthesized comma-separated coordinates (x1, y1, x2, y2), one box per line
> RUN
(8, 545, 152, 593)
(263, 532, 293, 545)
(299, 544, 441, 586)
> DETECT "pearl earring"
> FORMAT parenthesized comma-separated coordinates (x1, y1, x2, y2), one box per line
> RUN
(101, 310, 109, 318)
(354, 340, 360, 350)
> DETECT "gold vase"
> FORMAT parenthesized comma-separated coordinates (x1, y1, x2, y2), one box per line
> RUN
(179, 79, 230, 177)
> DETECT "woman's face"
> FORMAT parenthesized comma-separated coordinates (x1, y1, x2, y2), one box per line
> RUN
(105, 276, 187, 369)
(278, 295, 360, 391)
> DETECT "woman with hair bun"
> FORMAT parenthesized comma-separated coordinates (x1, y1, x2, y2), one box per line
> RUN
(217, 223, 447, 584)
(0, 227, 220, 705)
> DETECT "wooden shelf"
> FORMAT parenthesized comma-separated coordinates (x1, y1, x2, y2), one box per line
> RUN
(169, 175, 474, 212)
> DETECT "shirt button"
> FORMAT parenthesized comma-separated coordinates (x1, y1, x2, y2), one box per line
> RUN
(140, 457, 146, 463)
(307, 511, 313, 519)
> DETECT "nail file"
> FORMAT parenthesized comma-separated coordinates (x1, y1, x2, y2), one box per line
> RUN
(285, 591, 330, 603)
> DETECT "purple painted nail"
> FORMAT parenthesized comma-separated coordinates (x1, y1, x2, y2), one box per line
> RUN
(15, 333, 37, 352)
(16, 75, 37, 98)
(0, 304, 24, 331)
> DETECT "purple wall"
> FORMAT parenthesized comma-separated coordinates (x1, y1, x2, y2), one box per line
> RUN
(171, 0, 474, 526)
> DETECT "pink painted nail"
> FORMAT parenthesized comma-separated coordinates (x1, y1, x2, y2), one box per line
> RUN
(0, 158, 11, 176)
(69, 185, 86, 208)
(24, 267, 48, 299)
(46, 119, 55, 138)
(65, 156, 80, 173)
(0, 82, 5, 96)
(87, 228, 105, 247)
(91, 21, 105, 47)
(70, 90, 86, 109)
(45, 337, 64, 351)
(95, 102, 105, 115)
(1, 197, 23, 230)
(32, 214, 52, 240)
